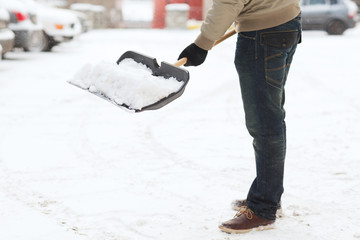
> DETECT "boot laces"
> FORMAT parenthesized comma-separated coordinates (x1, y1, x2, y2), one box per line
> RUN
(234, 206, 254, 220)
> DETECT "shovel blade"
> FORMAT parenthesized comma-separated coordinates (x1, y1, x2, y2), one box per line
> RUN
(117, 51, 190, 112)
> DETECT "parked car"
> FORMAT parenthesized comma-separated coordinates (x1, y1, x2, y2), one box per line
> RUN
(0, 7, 15, 58)
(0, 0, 45, 52)
(301, 0, 358, 35)
(17, 0, 82, 51)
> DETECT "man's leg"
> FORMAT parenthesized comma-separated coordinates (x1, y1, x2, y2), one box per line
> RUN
(219, 15, 302, 233)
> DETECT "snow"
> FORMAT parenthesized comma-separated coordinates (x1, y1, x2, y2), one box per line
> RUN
(1, 26, 360, 240)
(69, 59, 183, 111)
(0, 29, 15, 41)
(166, 3, 190, 11)
(70, 3, 105, 12)
(0, 8, 9, 21)
(122, 0, 154, 22)
(0, 0, 27, 11)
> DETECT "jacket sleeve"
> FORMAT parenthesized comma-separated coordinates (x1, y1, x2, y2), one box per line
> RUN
(195, 0, 247, 50)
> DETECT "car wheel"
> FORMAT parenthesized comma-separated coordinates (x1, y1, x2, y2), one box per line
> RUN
(43, 35, 59, 52)
(24, 31, 49, 52)
(326, 20, 346, 35)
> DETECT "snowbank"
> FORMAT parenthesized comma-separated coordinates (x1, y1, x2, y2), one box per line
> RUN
(69, 59, 183, 111)
(0, 8, 9, 21)
(122, 0, 154, 22)
(0, 29, 15, 41)
(165, 3, 190, 11)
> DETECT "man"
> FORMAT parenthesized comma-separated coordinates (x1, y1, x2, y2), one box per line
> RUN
(178, 0, 302, 234)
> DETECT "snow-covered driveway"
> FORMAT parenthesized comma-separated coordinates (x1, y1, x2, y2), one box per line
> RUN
(0, 27, 359, 240)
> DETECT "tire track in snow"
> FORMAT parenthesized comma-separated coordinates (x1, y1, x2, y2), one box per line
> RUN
(0, 167, 88, 238)
(0, 100, 138, 239)
(0, 166, 153, 240)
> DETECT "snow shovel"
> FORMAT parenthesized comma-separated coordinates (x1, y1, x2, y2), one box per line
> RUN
(72, 29, 236, 113)
(116, 29, 237, 112)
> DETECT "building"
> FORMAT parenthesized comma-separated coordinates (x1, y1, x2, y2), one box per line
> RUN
(45, 0, 213, 28)
(153, 0, 209, 28)
(66, 0, 123, 28)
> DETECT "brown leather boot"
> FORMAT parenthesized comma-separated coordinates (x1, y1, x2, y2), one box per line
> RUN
(219, 206, 275, 234)
(231, 199, 283, 218)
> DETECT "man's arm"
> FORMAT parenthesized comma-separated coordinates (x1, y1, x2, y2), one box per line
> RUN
(195, 0, 247, 50)
(178, 0, 247, 66)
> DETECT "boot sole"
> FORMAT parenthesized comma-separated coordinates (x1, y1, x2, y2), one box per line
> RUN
(218, 222, 275, 234)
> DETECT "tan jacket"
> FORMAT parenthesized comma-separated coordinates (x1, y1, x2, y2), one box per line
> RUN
(195, 0, 301, 50)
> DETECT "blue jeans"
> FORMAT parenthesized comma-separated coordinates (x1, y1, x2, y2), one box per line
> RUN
(234, 15, 302, 220)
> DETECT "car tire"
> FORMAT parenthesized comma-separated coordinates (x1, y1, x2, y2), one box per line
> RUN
(24, 31, 49, 52)
(43, 35, 58, 52)
(326, 20, 346, 35)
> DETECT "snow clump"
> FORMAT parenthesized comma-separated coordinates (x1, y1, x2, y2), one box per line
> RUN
(69, 59, 183, 111)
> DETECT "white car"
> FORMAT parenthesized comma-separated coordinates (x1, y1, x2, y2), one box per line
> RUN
(0, 0, 44, 52)
(0, 8, 15, 57)
(17, 0, 82, 51)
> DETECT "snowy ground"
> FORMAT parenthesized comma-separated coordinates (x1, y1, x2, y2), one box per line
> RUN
(0, 26, 360, 240)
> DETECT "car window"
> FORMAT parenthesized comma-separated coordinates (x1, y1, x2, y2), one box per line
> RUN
(309, 0, 327, 5)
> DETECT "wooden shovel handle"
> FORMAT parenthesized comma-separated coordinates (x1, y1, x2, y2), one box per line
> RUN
(174, 57, 188, 67)
(214, 29, 236, 47)
(173, 29, 237, 67)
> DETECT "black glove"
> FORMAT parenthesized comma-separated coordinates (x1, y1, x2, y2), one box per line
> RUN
(178, 43, 208, 66)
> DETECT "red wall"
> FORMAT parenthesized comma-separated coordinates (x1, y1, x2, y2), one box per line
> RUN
(153, 0, 203, 28)
(188, 0, 203, 20)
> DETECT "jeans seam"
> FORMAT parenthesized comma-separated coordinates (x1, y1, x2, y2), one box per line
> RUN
(239, 32, 256, 40)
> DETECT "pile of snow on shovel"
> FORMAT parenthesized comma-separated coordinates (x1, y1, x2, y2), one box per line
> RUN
(69, 59, 183, 111)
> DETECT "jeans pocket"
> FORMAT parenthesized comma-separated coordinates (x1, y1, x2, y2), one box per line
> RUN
(261, 31, 299, 89)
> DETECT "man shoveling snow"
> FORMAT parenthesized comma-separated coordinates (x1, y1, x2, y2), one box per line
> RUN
(178, 0, 302, 234)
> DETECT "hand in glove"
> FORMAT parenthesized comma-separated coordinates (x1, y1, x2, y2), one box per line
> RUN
(178, 43, 208, 67)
